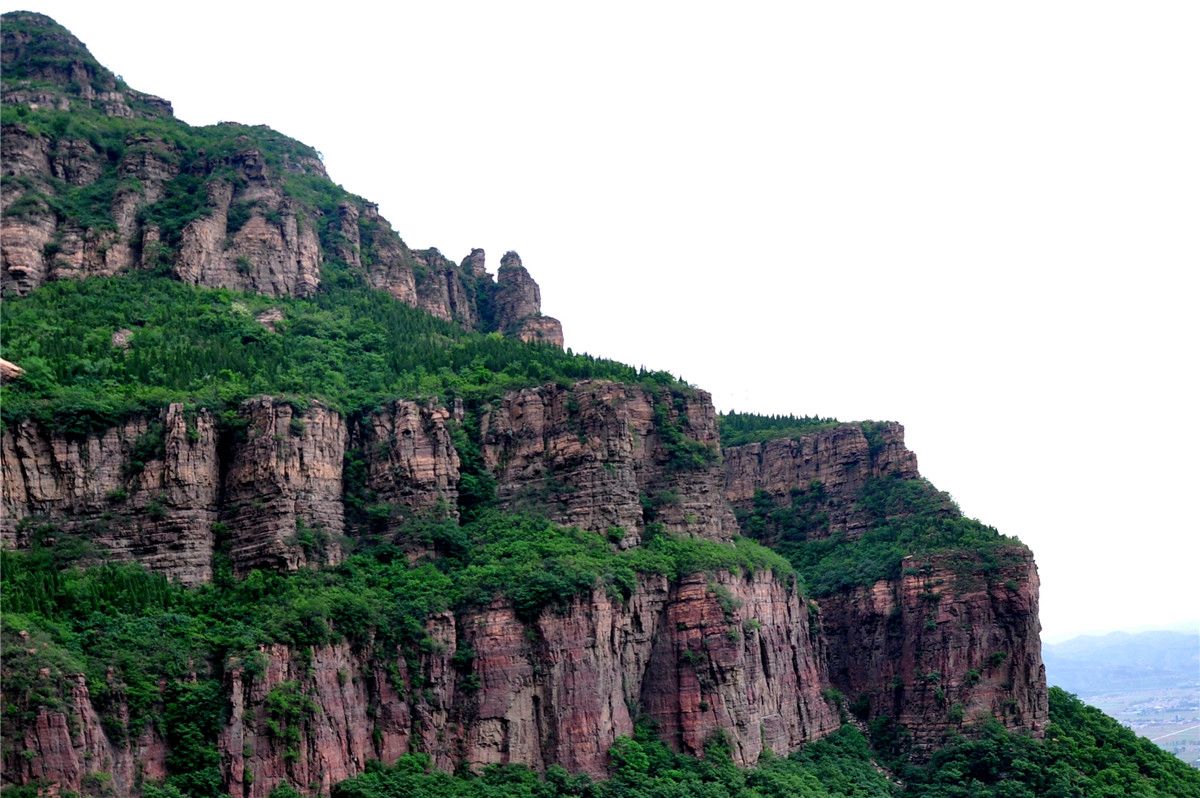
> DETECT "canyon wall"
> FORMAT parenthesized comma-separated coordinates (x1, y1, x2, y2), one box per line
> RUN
(5, 570, 837, 798)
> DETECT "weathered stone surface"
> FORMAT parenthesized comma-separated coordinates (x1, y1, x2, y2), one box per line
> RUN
(462, 247, 487, 277)
(414, 247, 478, 327)
(819, 549, 1048, 746)
(174, 166, 322, 298)
(3, 673, 166, 797)
(0, 403, 219, 584)
(480, 381, 735, 545)
(724, 422, 919, 539)
(49, 137, 101, 186)
(48, 224, 124, 281)
(215, 568, 835, 796)
(361, 203, 419, 307)
(489, 251, 563, 347)
(495, 251, 541, 331)
(0, 197, 56, 296)
(351, 400, 461, 527)
(108, 136, 178, 270)
(332, 200, 362, 269)
(516, 315, 564, 348)
(221, 643, 405, 798)
(0, 358, 25, 380)
(640, 571, 839, 764)
(1, 125, 52, 184)
(223, 398, 347, 574)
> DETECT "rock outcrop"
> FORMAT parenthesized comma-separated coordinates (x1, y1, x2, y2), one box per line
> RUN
(723, 426, 1047, 749)
(495, 251, 564, 347)
(723, 422, 919, 539)
(0, 11, 1051, 796)
(819, 550, 1048, 745)
(0, 359, 25, 381)
(222, 399, 348, 574)
(0, 12, 173, 121)
(5, 568, 836, 798)
(0, 403, 219, 585)
(1, 12, 565, 349)
(215, 569, 834, 798)
(2, 672, 166, 797)
(349, 399, 462, 532)
(480, 381, 736, 546)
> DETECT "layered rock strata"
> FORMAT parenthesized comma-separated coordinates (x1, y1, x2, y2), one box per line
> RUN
(0, 397, 465, 580)
(723, 422, 919, 539)
(3, 672, 166, 797)
(123, 570, 831, 798)
(723, 427, 1047, 749)
(480, 381, 736, 546)
(222, 399, 348, 573)
(0, 403, 219, 584)
(819, 550, 1048, 744)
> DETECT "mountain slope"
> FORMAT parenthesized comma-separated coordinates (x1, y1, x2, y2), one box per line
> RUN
(2, 10, 1195, 798)
(0, 12, 562, 345)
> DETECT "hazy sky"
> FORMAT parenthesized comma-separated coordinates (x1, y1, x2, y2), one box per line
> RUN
(5, 1, 1197, 643)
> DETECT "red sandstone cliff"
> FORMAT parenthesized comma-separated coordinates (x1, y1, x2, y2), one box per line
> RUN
(723, 422, 919, 539)
(480, 381, 736, 546)
(0, 13, 1049, 794)
(0, 15, 563, 347)
(819, 550, 1048, 745)
(723, 425, 1049, 749)
(4, 570, 836, 797)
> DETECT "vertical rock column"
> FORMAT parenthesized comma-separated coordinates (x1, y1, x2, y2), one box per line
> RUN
(223, 399, 347, 573)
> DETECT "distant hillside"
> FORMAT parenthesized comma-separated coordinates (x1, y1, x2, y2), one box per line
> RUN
(1044, 630, 1200, 695)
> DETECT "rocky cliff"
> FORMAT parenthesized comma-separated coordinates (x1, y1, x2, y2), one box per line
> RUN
(5, 570, 837, 798)
(0, 13, 563, 347)
(819, 550, 1048, 745)
(480, 381, 735, 547)
(723, 422, 920, 539)
(722, 424, 1048, 749)
(0, 403, 219, 585)
(0, 11, 1050, 797)
(0, 395, 470, 580)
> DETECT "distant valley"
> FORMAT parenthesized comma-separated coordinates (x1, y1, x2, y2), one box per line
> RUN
(1045, 630, 1200, 766)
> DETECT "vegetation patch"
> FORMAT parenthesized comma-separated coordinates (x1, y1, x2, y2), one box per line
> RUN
(718, 411, 841, 447)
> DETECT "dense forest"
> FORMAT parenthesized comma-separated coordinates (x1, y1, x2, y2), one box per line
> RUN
(0, 273, 674, 435)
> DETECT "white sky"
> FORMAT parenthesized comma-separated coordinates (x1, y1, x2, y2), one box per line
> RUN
(5, 1, 1198, 643)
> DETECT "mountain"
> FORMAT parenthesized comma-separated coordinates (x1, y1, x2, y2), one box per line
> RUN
(0, 13, 561, 345)
(1044, 630, 1200, 696)
(2, 11, 1198, 798)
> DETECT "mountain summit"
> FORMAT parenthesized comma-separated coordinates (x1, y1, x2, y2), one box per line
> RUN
(0, 10, 562, 345)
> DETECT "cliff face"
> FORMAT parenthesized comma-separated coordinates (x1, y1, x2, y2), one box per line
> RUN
(1, 389, 1049, 792)
(5, 571, 836, 798)
(1, 11, 1051, 796)
(0, 403, 219, 585)
(0, 13, 564, 347)
(3, 673, 167, 798)
(222, 399, 348, 574)
(0, 397, 467, 580)
(722, 425, 1048, 749)
(0, 383, 732, 570)
(494, 252, 564, 347)
(480, 381, 736, 546)
(818, 550, 1048, 745)
(49, 571, 828, 798)
(723, 422, 919, 539)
